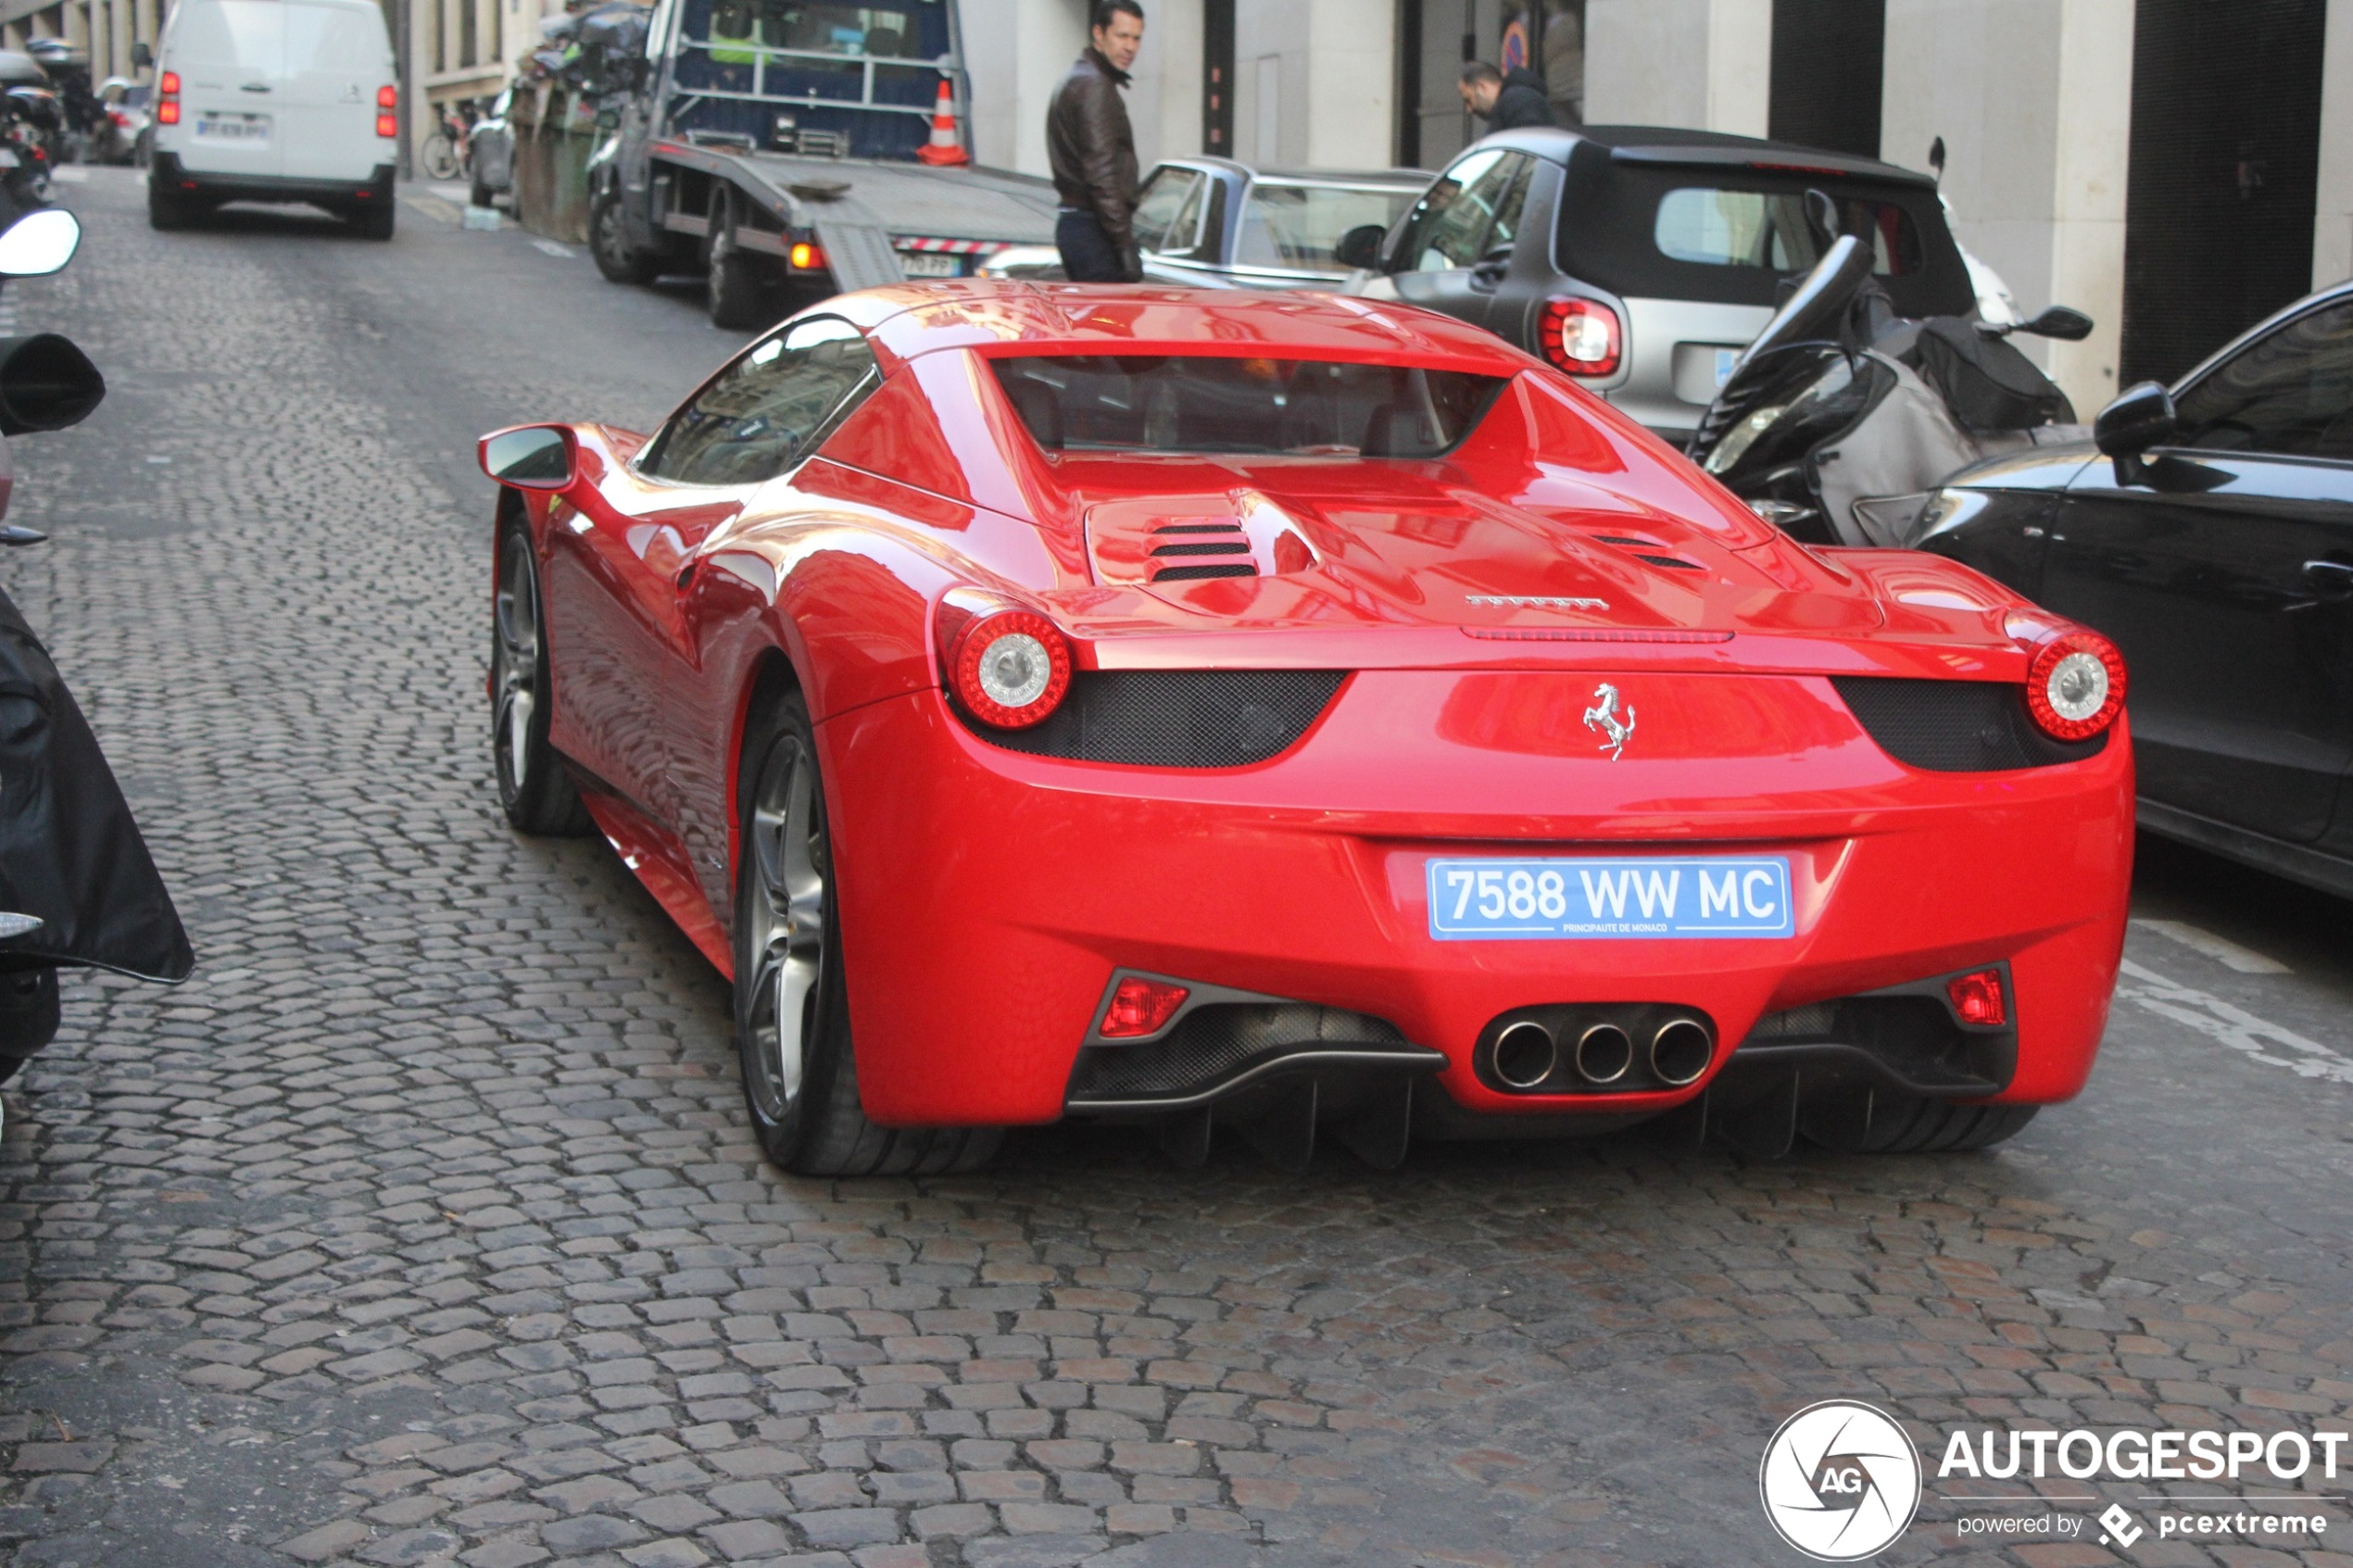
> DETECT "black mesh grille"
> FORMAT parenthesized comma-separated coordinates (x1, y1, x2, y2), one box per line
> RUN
(1069, 1003, 1411, 1100)
(1831, 676, 2108, 772)
(963, 670, 1345, 767)
(1633, 553, 1705, 571)
(1740, 996, 2009, 1093)
(1152, 563, 1258, 581)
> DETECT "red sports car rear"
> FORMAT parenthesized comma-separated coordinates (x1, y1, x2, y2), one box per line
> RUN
(480, 282, 2132, 1174)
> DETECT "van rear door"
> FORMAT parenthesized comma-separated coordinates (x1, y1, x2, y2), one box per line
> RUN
(168, 0, 284, 180)
(280, 0, 393, 182)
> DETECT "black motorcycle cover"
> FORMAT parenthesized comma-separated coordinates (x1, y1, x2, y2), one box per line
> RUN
(1907, 317, 2076, 433)
(0, 588, 191, 982)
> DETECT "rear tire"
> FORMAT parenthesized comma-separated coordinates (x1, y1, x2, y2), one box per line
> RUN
(147, 181, 196, 231)
(705, 194, 774, 330)
(589, 189, 663, 285)
(734, 691, 1000, 1176)
(1805, 1091, 2039, 1153)
(492, 521, 593, 836)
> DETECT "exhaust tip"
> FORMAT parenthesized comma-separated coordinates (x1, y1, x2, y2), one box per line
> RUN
(1573, 1022, 1633, 1085)
(1650, 1017, 1714, 1087)
(1491, 1021, 1557, 1090)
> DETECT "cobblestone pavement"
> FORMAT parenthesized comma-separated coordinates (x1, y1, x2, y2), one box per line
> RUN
(0, 169, 2348, 1568)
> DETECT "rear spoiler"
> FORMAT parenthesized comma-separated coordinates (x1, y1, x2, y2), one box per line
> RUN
(1606, 144, 1938, 190)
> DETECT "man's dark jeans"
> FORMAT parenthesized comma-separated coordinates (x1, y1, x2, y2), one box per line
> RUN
(1056, 209, 1128, 282)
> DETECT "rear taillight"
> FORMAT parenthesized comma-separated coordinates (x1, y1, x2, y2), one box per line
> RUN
(1541, 296, 1621, 377)
(2024, 631, 2126, 741)
(943, 605, 1072, 729)
(375, 85, 396, 138)
(1946, 969, 2007, 1027)
(1099, 976, 1188, 1038)
(157, 70, 180, 125)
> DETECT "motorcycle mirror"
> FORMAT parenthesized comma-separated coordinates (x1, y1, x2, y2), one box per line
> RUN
(1335, 223, 1385, 270)
(480, 424, 576, 490)
(131, 41, 152, 70)
(0, 333, 106, 435)
(2094, 380, 2176, 473)
(2018, 304, 2094, 341)
(0, 209, 79, 278)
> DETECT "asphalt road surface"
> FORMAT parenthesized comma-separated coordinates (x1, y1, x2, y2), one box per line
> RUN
(0, 168, 2348, 1568)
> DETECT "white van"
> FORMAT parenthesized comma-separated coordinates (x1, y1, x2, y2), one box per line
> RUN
(147, 0, 399, 237)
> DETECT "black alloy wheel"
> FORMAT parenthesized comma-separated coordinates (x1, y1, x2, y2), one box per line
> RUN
(734, 692, 1000, 1175)
(491, 522, 591, 835)
(589, 188, 662, 285)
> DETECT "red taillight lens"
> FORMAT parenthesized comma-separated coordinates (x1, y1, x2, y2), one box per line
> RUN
(1099, 976, 1189, 1038)
(2024, 631, 2126, 741)
(157, 101, 180, 124)
(158, 70, 181, 125)
(376, 84, 396, 108)
(1947, 969, 2007, 1027)
(1541, 297, 1622, 377)
(948, 608, 1071, 729)
(160, 71, 180, 94)
(376, 112, 398, 137)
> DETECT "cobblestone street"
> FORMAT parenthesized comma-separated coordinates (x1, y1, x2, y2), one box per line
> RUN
(0, 169, 2348, 1568)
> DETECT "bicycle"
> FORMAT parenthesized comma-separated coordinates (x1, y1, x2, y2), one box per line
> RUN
(419, 102, 472, 182)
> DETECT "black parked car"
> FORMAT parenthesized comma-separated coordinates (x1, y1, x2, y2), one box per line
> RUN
(1913, 281, 2353, 898)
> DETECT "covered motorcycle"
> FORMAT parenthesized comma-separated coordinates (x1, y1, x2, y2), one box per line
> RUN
(0, 211, 191, 1080)
(1688, 192, 2094, 546)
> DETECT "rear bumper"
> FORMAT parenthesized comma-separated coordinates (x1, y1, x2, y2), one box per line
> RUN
(153, 152, 396, 208)
(818, 670, 2133, 1129)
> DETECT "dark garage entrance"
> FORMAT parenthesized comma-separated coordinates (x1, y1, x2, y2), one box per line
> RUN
(2121, 0, 2326, 387)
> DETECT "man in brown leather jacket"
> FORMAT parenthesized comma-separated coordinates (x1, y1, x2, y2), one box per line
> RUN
(1048, 0, 1145, 282)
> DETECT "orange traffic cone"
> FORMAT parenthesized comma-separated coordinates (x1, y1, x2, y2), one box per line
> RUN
(916, 79, 970, 166)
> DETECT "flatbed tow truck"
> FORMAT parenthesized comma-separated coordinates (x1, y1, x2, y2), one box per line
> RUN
(585, 0, 1058, 326)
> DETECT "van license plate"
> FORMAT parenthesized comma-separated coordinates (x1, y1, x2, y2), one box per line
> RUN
(897, 250, 960, 278)
(1426, 856, 1794, 940)
(195, 114, 271, 143)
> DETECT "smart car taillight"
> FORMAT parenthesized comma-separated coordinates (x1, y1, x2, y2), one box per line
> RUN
(2024, 631, 2126, 741)
(376, 84, 397, 138)
(157, 71, 180, 126)
(948, 607, 1071, 729)
(1947, 969, 2007, 1027)
(1541, 297, 1621, 377)
(1099, 976, 1188, 1038)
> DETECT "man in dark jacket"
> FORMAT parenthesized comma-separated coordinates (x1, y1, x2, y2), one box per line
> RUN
(1049, 0, 1145, 282)
(1459, 61, 1555, 132)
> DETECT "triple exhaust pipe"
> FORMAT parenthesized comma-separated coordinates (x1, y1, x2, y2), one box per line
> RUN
(1490, 1012, 1715, 1092)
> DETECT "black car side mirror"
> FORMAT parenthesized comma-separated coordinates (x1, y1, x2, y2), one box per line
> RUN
(2018, 304, 2094, 341)
(2095, 380, 2176, 483)
(1335, 223, 1385, 270)
(131, 41, 152, 70)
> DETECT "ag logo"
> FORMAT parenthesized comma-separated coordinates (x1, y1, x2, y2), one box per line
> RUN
(1758, 1399, 1921, 1561)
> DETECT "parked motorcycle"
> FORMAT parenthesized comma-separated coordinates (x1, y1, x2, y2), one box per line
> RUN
(1687, 190, 2095, 547)
(0, 208, 194, 1086)
(0, 52, 60, 223)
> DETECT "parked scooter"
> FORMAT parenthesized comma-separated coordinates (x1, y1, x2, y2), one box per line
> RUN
(0, 52, 60, 223)
(0, 208, 194, 1086)
(1688, 191, 2095, 547)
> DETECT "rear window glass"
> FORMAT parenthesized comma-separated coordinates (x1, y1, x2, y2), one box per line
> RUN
(991, 356, 1504, 458)
(1554, 153, 1973, 315)
(1654, 188, 1922, 276)
(1235, 182, 1422, 274)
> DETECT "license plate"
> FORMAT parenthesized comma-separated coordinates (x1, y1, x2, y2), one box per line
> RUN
(195, 114, 271, 142)
(897, 250, 961, 278)
(1426, 856, 1794, 940)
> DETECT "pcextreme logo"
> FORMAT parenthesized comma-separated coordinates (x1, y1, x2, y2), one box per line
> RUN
(1758, 1400, 1923, 1561)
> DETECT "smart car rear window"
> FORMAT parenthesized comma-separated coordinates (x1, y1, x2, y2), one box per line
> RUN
(1653, 188, 1922, 276)
(990, 356, 1505, 458)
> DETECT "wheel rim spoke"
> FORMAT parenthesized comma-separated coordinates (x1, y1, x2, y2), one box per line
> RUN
(748, 735, 825, 1120)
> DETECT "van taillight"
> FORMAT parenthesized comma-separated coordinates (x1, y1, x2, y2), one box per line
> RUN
(376, 84, 396, 137)
(157, 70, 180, 125)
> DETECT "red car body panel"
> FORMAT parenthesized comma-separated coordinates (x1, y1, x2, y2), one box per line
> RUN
(502, 282, 2133, 1132)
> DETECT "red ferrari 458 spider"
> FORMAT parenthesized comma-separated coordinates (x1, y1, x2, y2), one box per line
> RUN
(480, 282, 2133, 1175)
